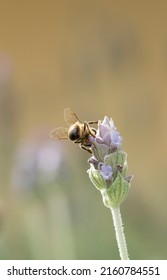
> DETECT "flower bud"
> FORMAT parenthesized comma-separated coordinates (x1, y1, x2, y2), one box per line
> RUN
(87, 167, 107, 190)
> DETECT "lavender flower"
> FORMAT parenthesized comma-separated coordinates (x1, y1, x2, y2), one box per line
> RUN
(11, 136, 65, 195)
(88, 116, 133, 208)
(88, 116, 134, 259)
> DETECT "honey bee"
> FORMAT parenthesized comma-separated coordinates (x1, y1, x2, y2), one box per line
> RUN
(50, 108, 98, 153)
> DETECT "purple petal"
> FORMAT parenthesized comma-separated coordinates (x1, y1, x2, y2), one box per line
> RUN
(110, 130, 123, 147)
(100, 163, 113, 180)
(97, 116, 112, 138)
(103, 132, 112, 146)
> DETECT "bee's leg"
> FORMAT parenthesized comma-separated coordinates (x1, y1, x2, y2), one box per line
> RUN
(87, 121, 98, 125)
(84, 121, 96, 137)
(79, 143, 92, 154)
(74, 138, 82, 144)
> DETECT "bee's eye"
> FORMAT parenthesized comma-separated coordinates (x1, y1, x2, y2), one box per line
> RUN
(69, 126, 80, 140)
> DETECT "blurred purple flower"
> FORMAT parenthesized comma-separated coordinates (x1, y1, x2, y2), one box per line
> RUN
(11, 135, 65, 194)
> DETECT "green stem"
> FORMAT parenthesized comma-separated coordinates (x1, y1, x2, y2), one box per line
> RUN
(111, 207, 129, 260)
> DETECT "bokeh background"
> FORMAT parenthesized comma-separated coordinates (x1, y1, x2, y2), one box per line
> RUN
(0, 0, 167, 260)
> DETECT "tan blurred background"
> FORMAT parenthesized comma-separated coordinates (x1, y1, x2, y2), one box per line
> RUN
(0, 0, 167, 259)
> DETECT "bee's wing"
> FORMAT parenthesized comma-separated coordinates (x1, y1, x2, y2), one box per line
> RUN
(49, 127, 68, 140)
(64, 108, 81, 126)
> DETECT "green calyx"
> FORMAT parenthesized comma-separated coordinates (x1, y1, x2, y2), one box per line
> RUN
(101, 171, 130, 208)
(88, 150, 133, 208)
(87, 167, 107, 190)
